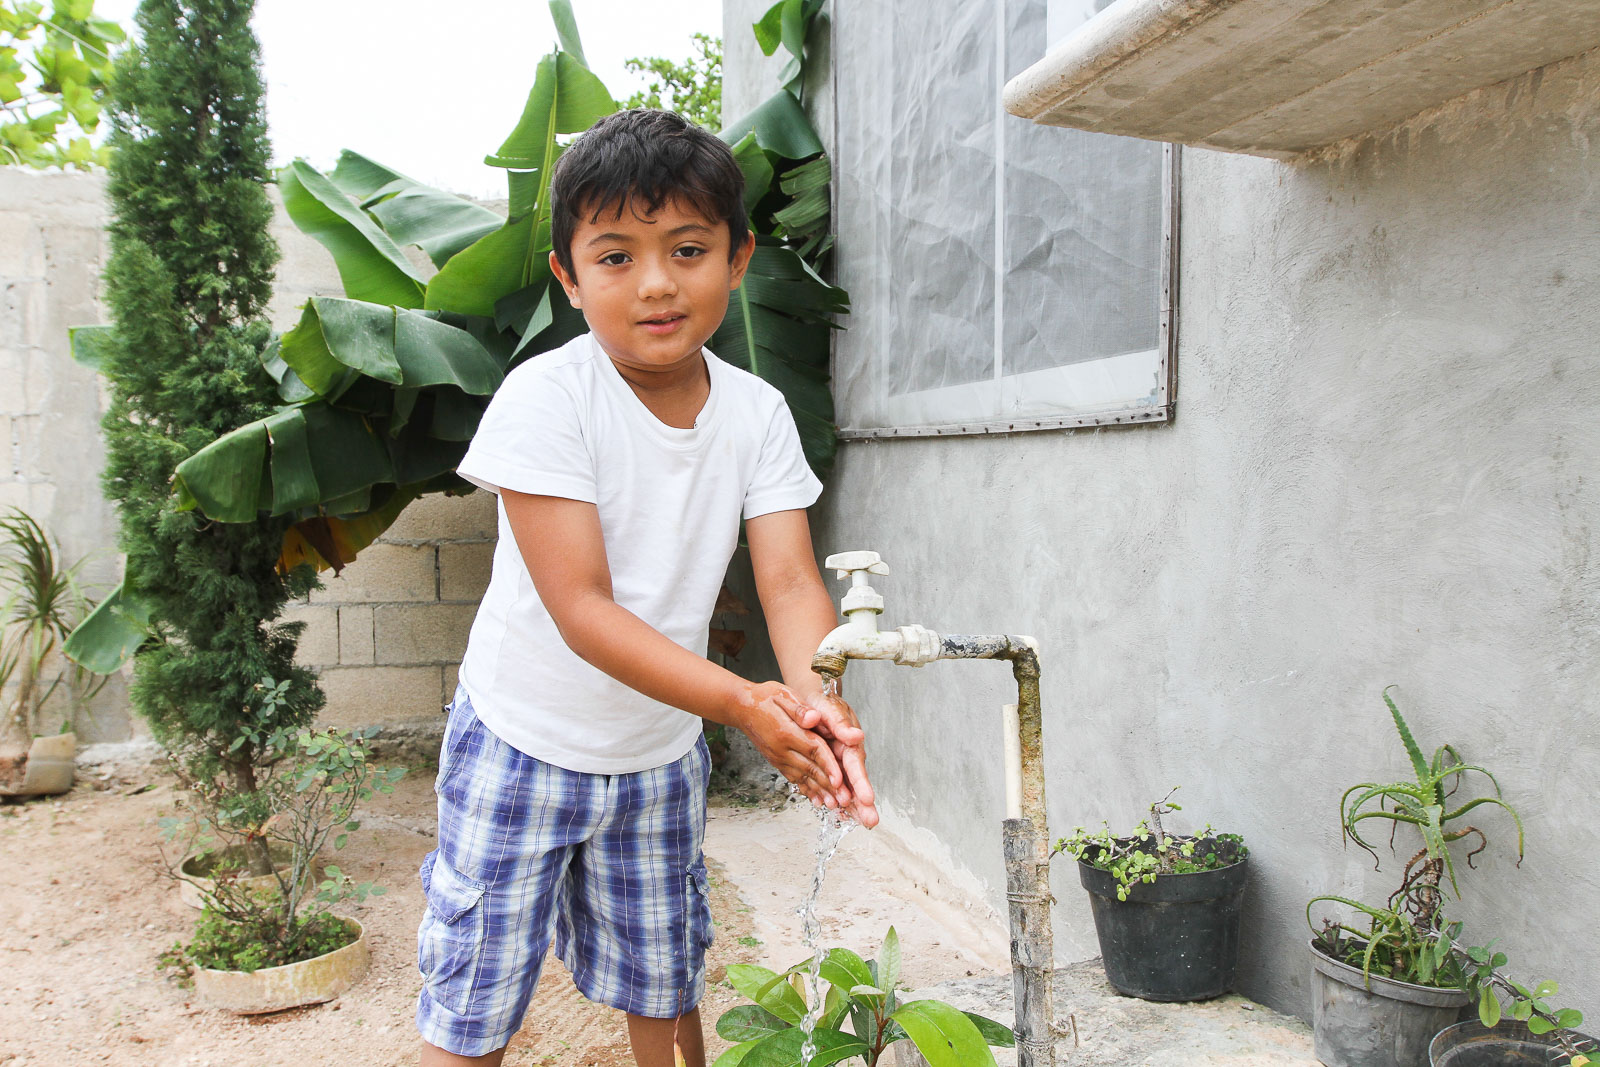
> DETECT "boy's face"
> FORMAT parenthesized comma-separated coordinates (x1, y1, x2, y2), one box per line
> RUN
(550, 197, 755, 379)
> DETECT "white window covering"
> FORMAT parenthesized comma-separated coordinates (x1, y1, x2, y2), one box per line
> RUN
(831, 0, 1175, 437)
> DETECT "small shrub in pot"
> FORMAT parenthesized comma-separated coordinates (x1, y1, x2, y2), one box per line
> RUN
(1054, 789, 1248, 1002)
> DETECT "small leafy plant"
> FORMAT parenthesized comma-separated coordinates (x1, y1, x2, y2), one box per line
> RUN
(159, 678, 403, 974)
(1439, 927, 1591, 1062)
(713, 926, 1014, 1067)
(1051, 789, 1246, 901)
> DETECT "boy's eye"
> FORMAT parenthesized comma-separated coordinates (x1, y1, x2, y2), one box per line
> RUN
(599, 252, 630, 267)
(673, 245, 708, 259)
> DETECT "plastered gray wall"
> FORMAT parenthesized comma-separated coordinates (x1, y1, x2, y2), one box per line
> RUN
(727, 0, 1600, 1025)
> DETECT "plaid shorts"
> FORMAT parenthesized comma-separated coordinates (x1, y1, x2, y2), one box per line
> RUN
(415, 687, 714, 1057)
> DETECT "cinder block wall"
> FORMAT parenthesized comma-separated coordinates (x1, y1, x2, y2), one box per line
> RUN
(286, 492, 495, 734)
(6, 168, 500, 744)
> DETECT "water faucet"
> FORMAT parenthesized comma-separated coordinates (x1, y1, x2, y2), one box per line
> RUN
(810, 552, 942, 680)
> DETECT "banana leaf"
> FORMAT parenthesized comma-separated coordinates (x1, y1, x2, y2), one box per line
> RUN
(278, 159, 427, 309)
(62, 579, 152, 674)
(720, 89, 824, 160)
(327, 150, 503, 268)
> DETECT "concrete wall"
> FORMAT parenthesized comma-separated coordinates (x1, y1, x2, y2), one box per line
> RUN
(727, 0, 1600, 1025)
(3, 168, 492, 742)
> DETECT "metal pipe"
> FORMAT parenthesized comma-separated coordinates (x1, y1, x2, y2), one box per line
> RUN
(811, 632, 1055, 1067)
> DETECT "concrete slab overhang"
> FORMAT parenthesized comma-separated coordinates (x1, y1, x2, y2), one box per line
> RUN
(1003, 0, 1600, 159)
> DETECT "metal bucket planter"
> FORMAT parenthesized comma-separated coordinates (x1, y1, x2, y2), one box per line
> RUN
(0, 732, 76, 797)
(1077, 838, 1248, 1002)
(1431, 1021, 1600, 1067)
(193, 917, 369, 1014)
(1311, 939, 1470, 1067)
(178, 843, 308, 911)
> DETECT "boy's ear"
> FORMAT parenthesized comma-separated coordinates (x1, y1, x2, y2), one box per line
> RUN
(728, 231, 756, 291)
(549, 250, 582, 308)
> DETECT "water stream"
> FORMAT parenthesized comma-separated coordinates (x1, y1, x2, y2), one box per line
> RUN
(795, 803, 854, 1067)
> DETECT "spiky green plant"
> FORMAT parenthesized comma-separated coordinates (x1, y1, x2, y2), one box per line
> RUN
(1340, 686, 1524, 905)
(0, 508, 107, 746)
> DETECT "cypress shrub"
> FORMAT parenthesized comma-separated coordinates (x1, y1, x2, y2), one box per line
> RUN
(100, 0, 321, 791)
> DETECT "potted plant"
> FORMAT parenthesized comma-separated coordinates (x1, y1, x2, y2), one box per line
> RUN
(1308, 687, 1524, 1067)
(0, 509, 110, 798)
(158, 681, 404, 1013)
(712, 926, 1015, 1066)
(1052, 789, 1248, 1001)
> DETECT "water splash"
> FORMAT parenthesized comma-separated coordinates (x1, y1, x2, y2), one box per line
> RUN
(795, 802, 854, 1066)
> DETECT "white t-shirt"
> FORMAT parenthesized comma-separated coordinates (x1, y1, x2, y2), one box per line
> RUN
(454, 333, 823, 773)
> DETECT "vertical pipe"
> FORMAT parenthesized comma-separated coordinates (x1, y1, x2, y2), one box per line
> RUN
(1008, 646, 1054, 1067)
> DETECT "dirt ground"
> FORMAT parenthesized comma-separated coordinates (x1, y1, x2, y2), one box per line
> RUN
(0, 756, 1011, 1067)
(0, 763, 774, 1067)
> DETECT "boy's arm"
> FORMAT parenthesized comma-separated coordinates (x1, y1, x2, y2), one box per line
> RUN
(501, 489, 850, 809)
(745, 508, 879, 828)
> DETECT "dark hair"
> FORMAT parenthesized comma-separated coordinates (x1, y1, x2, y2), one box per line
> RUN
(549, 108, 748, 278)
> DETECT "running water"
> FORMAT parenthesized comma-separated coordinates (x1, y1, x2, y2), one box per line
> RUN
(795, 801, 854, 1066)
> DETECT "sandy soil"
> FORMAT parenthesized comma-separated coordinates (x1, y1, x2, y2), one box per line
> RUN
(0, 759, 1011, 1067)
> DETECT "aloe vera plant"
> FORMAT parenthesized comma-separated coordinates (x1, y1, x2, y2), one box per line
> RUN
(1341, 686, 1523, 910)
(1310, 687, 1526, 989)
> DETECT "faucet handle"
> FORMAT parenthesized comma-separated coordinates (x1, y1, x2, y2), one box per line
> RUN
(824, 550, 890, 580)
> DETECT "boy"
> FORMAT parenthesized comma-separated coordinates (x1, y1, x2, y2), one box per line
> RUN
(416, 109, 876, 1067)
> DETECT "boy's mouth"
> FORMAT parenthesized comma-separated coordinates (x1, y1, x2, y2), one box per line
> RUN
(638, 312, 686, 334)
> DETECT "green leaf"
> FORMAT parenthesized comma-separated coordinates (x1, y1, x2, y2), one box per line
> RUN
(328, 151, 504, 269)
(711, 1038, 762, 1067)
(716, 1005, 790, 1042)
(67, 323, 115, 370)
(1536, 980, 1560, 997)
(487, 51, 613, 169)
(728, 133, 775, 218)
(965, 1012, 1016, 1048)
(172, 419, 268, 522)
(63, 580, 151, 674)
(425, 213, 540, 318)
(720, 90, 824, 161)
(726, 965, 807, 1025)
(280, 298, 502, 400)
(752, 1, 784, 56)
(1557, 1010, 1585, 1028)
(547, 0, 588, 68)
(739, 1027, 867, 1067)
(890, 1001, 998, 1067)
(1480, 988, 1502, 1028)
(1529, 1016, 1556, 1035)
(878, 926, 902, 994)
(278, 159, 426, 308)
(817, 947, 873, 992)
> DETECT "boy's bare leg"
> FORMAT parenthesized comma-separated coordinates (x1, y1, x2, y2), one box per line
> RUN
(628, 1008, 705, 1067)
(419, 1041, 506, 1066)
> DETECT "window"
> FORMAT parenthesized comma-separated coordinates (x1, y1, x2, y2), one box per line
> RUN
(830, 0, 1178, 437)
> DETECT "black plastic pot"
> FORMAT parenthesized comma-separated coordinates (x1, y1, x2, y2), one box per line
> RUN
(1430, 1021, 1600, 1067)
(1077, 837, 1248, 1001)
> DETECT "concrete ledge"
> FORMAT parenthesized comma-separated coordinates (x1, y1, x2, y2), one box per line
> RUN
(1004, 0, 1600, 158)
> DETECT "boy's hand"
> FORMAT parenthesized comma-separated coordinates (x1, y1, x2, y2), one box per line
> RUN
(735, 681, 849, 810)
(795, 687, 878, 829)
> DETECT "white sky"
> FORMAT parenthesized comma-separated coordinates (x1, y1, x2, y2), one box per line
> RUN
(92, 0, 723, 198)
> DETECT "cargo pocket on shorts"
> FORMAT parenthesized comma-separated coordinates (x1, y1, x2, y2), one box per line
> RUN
(687, 860, 715, 953)
(418, 850, 488, 1016)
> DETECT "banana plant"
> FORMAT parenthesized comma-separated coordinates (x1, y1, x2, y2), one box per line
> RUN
(1339, 687, 1524, 898)
(67, 0, 847, 672)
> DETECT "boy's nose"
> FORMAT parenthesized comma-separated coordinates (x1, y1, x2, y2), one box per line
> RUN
(637, 259, 678, 299)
